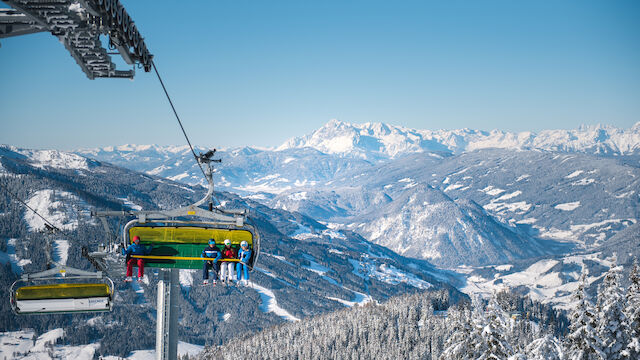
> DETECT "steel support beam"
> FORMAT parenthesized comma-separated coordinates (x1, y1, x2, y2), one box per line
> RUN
(156, 269, 179, 360)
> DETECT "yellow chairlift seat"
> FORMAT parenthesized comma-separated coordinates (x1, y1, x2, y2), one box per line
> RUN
(127, 225, 257, 270)
(10, 266, 115, 315)
(16, 283, 111, 300)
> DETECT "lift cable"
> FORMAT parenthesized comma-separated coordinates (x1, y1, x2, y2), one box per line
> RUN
(151, 60, 207, 181)
(0, 180, 63, 234)
(0, 180, 67, 268)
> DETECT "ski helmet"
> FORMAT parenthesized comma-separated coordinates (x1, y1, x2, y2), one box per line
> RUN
(240, 241, 248, 248)
(133, 235, 140, 242)
(208, 239, 216, 245)
(224, 239, 231, 246)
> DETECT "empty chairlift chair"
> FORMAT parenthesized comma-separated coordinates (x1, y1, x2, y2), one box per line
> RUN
(10, 266, 114, 315)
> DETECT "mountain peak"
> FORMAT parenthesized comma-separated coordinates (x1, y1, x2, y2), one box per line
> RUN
(278, 120, 640, 158)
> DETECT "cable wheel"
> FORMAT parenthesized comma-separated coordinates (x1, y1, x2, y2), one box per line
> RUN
(133, 32, 141, 50)
(110, 2, 118, 19)
(129, 24, 138, 46)
(121, 15, 130, 41)
(116, 7, 124, 26)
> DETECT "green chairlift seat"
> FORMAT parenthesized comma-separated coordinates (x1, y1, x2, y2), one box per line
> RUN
(127, 225, 257, 270)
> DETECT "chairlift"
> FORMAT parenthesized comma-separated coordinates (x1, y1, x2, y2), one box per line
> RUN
(125, 221, 258, 270)
(9, 265, 114, 315)
(91, 149, 260, 271)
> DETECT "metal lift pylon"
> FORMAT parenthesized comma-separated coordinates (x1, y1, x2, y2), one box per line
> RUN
(156, 269, 179, 360)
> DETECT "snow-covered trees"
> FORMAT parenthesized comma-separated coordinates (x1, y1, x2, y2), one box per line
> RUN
(565, 271, 604, 360)
(477, 297, 513, 359)
(525, 334, 564, 360)
(595, 257, 628, 359)
(440, 305, 474, 360)
(197, 257, 640, 360)
(622, 261, 640, 359)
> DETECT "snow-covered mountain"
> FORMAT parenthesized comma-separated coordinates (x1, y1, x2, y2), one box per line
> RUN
(271, 149, 638, 267)
(76, 120, 640, 192)
(72, 121, 640, 268)
(279, 119, 640, 158)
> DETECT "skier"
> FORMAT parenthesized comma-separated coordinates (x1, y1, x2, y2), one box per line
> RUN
(220, 239, 237, 284)
(236, 240, 252, 286)
(202, 239, 221, 285)
(123, 235, 153, 282)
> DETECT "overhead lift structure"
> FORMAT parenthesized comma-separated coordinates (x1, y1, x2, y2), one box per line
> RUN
(0, 0, 152, 79)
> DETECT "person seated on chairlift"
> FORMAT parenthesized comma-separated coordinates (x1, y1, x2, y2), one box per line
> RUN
(202, 239, 221, 285)
(220, 239, 237, 285)
(123, 235, 153, 282)
(236, 240, 251, 286)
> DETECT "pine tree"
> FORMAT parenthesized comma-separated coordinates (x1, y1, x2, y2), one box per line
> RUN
(439, 306, 474, 360)
(477, 295, 513, 360)
(565, 270, 604, 360)
(525, 334, 563, 360)
(622, 260, 640, 359)
(596, 255, 628, 359)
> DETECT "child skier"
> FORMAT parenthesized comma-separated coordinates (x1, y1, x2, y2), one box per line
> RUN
(202, 239, 221, 285)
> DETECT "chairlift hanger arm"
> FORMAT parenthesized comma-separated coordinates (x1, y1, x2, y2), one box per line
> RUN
(21, 265, 105, 281)
(94, 207, 245, 224)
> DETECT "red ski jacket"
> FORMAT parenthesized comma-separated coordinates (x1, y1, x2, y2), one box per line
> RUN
(222, 246, 237, 259)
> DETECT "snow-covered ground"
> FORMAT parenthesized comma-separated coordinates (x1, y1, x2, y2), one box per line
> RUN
(0, 328, 98, 360)
(24, 149, 90, 170)
(118, 197, 143, 211)
(534, 218, 636, 246)
(249, 282, 301, 322)
(24, 190, 81, 232)
(0, 329, 203, 360)
(0, 238, 31, 274)
(179, 269, 197, 288)
(102, 342, 203, 360)
(327, 289, 373, 307)
(51, 239, 69, 265)
(349, 255, 432, 290)
(458, 253, 613, 309)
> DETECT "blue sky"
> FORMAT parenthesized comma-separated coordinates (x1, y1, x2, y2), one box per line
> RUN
(1, 0, 639, 150)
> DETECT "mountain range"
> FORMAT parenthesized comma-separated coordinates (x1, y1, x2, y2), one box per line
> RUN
(75, 121, 640, 266)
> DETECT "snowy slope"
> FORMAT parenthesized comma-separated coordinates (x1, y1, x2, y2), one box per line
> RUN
(0, 329, 203, 360)
(0, 328, 99, 360)
(270, 149, 638, 267)
(0, 238, 31, 274)
(459, 252, 614, 310)
(24, 190, 81, 232)
(1, 145, 93, 170)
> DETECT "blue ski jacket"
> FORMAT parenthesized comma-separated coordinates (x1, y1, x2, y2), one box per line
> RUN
(123, 243, 153, 256)
(202, 246, 221, 262)
(238, 248, 252, 264)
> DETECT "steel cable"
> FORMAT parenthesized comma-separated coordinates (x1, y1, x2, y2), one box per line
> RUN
(151, 60, 207, 181)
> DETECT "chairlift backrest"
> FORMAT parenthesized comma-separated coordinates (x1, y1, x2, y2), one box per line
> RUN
(126, 225, 257, 270)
